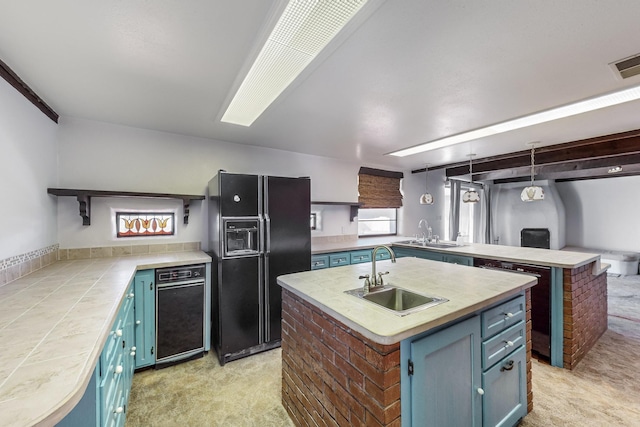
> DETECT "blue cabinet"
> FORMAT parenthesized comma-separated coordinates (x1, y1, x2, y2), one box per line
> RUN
(59, 281, 135, 427)
(133, 269, 156, 369)
(393, 247, 444, 262)
(480, 295, 528, 427)
(402, 294, 528, 427)
(443, 254, 473, 266)
(403, 315, 483, 427)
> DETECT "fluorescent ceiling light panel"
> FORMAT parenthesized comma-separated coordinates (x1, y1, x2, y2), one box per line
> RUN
(221, 0, 368, 126)
(389, 84, 640, 157)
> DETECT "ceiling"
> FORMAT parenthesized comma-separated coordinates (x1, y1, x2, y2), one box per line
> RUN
(2, 0, 640, 172)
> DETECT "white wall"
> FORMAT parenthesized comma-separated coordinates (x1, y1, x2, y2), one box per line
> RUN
(556, 176, 640, 252)
(399, 168, 447, 239)
(491, 180, 566, 250)
(56, 117, 364, 249)
(0, 79, 58, 259)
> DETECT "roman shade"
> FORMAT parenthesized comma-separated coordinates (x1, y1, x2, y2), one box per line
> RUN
(358, 167, 404, 208)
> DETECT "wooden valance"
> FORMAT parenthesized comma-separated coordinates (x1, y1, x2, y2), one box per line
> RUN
(357, 167, 404, 208)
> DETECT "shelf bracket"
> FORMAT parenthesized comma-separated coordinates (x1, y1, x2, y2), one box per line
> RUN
(182, 198, 191, 225)
(350, 205, 359, 222)
(77, 194, 91, 226)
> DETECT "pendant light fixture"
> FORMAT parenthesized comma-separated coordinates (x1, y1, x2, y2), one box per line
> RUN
(520, 142, 545, 202)
(419, 164, 434, 205)
(462, 154, 480, 203)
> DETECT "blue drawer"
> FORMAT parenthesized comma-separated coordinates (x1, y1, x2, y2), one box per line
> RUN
(481, 295, 526, 339)
(329, 252, 350, 267)
(311, 255, 329, 270)
(482, 321, 525, 369)
(350, 250, 372, 264)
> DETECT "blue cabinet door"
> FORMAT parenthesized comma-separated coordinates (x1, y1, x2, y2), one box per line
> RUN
(482, 346, 527, 426)
(443, 254, 473, 266)
(393, 247, 445, 262)
(407, 316, 482, 427)
(134, 269, 156, 368)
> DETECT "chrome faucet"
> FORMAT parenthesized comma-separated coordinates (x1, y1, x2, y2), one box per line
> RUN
(359, 245, 396, 293)
(418, 219, 434, 243)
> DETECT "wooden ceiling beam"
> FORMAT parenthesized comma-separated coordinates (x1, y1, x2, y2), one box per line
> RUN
(444, 129, 640, 179)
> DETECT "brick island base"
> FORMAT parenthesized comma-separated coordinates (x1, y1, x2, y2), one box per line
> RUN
(281, 289, 534, 426)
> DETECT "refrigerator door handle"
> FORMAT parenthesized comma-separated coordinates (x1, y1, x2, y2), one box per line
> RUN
(264, 257, 270, 342)
(258, 256, 265, 344)
(265, 215, 271, 255)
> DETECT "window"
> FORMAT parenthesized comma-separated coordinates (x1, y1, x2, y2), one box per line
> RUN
(444, 183, 476, 243)
(116, 212, 175, 238)
(358, 208, 397, 237)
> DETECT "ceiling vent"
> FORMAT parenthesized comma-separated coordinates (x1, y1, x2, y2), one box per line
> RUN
(611, 53, 640, 79)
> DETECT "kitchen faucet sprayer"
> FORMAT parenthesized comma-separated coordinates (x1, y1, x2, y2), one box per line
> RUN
(359, 245, 396, 294)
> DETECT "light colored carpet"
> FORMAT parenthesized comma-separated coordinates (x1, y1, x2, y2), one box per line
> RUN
(127, 275, 640, 426)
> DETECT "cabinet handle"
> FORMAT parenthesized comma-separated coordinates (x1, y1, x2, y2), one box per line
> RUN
(116, 329, 123, 337)
(136, 320, 141, 325)
(501, 360, 515, 372)
(128, 292, 135, 298)
(114, 365, 123, 374)
(114, 407, 124, 414)
(130, 351, 136, 357)
(131, 346, 137, 351)
(477, 387, 485, 395)
(504, 340, 514, 347)
(504, 312, 514, 318)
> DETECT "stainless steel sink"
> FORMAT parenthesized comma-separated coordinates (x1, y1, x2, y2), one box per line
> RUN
(395, 240, 461, 249)
(345, 285, 448, 316)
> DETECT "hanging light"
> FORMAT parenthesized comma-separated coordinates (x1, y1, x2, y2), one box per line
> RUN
(419, 164, 434, 205)
(520, 142, 545, 202)
(462, 154, 480, 203)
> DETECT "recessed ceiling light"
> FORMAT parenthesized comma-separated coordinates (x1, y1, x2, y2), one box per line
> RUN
(221, 0, 368, 127)
(388, 83, 640, 157)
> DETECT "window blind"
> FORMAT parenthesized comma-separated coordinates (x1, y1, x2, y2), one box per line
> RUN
(357, 167, 404, 208)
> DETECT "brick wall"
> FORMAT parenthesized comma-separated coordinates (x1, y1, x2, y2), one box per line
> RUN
(562, 264, 608, 369)
(281, 289, 401, 427)
(525, 288, 533, 412)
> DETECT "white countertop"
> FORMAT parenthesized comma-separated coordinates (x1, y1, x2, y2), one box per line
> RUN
(277, 257, 536, 345)
(0, 251, 211, 427)
(313, 237, 601, 269)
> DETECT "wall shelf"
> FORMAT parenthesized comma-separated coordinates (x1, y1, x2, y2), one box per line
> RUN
(311, 201, 362, 222)
(47, 188, 205, 226)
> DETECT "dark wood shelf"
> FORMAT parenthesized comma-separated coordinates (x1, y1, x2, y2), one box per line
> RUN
(311, 201, 362, 222)
(47, 188, 205, 226)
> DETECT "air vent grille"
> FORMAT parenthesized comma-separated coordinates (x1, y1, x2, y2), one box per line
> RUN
(612, 54, 640, 79)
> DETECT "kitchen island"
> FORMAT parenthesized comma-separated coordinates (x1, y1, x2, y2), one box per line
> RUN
(277, 256, 537, 426)
(0, 251, 211, 427)
(313, 238, 609, 370)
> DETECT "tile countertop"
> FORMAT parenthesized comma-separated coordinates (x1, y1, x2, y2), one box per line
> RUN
(277, 257, 536, 345)
(313, 237, 602, 269)
(0, 251, 211, 427)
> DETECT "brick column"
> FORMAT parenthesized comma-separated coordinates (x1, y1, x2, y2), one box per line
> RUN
(562, 263, 608, 369)
(281, 289, 401, 427)
(525, 288, 533, 412)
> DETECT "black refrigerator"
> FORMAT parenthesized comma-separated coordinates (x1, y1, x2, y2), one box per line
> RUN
(208, 171, 311, 365)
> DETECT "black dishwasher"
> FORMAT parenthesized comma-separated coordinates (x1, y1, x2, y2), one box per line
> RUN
(473, 258, 552, 359)
(156, 264, 206, 367)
